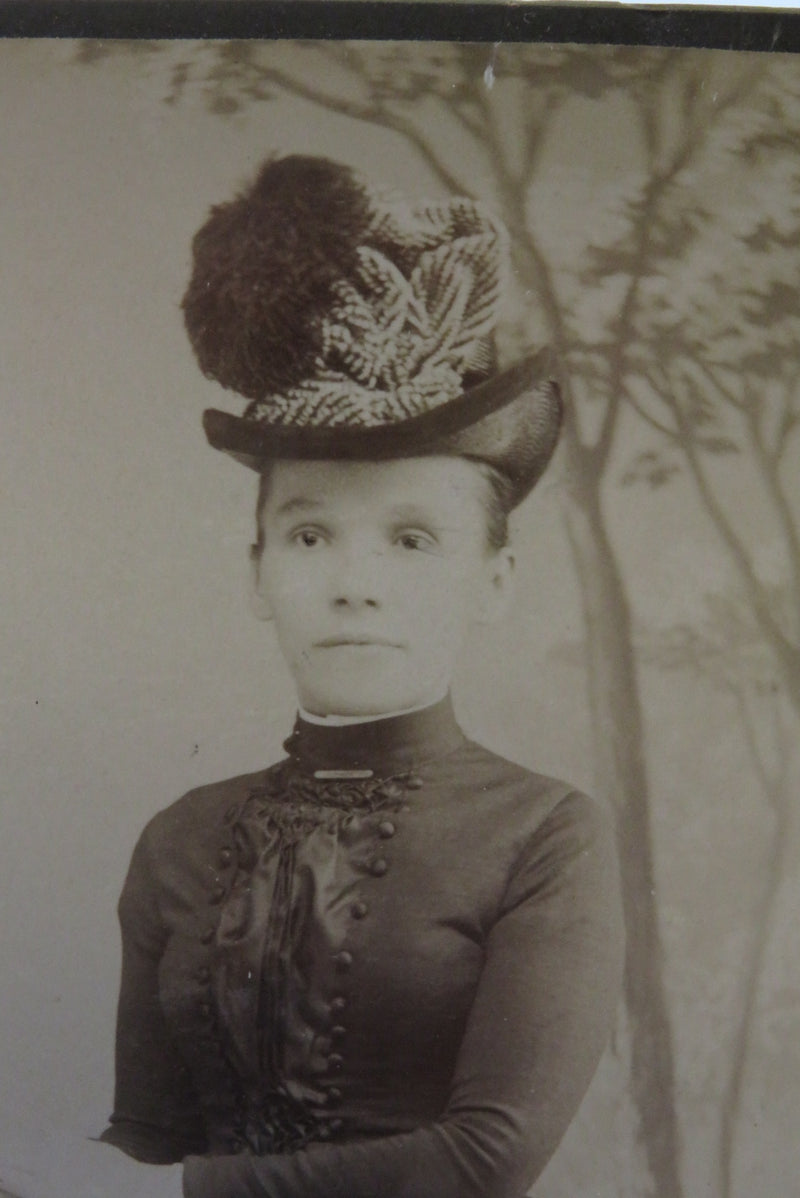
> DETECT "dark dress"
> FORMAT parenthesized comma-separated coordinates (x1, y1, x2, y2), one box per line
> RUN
(101, 697, 624, 1198)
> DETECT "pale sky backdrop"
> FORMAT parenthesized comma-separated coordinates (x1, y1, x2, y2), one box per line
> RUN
(2, 38, 798, 1197)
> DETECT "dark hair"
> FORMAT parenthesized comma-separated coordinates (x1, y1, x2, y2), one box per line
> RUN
(252, 458, 512, 556)
(252, 466, 273, 558)
(472, 461, 513, 551)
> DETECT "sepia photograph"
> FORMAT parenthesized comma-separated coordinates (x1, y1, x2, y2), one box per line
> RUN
(2, 26, 799, 1198)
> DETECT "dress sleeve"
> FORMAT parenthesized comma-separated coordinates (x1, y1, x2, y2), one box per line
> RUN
(99, 828, 208, 1165)
(182, 790, 624, 1198)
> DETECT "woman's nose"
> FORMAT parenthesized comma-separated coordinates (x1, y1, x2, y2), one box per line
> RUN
(329, 546, 384, 608)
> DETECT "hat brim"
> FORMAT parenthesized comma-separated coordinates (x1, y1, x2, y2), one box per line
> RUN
(202, 349, 562, 507)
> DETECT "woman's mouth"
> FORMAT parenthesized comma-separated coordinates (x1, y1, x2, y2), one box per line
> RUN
(315, 635, 403, 649)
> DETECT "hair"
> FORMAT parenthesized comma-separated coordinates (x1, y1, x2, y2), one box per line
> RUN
(251, 457, 512, 558)
(472, 461, 513, 552)
(252, 466, 273, 558)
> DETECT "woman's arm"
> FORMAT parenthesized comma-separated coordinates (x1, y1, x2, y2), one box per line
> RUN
(100, 831, 207, 1164)
(183, 790, 625, 1198)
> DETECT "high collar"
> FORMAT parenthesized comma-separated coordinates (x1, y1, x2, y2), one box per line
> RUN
(282, 694, 465, 777)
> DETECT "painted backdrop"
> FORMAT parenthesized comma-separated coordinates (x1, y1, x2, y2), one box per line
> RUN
(2, 39, 799, 1198)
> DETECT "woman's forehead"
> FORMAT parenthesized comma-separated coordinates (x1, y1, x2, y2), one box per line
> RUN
(263, 456, 485, 513)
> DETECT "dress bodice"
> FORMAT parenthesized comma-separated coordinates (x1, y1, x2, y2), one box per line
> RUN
(159, 698, 490, 1154)
(101, 698, 624, 1198)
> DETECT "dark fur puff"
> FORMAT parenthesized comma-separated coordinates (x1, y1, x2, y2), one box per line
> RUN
(182, 156, 372, 401)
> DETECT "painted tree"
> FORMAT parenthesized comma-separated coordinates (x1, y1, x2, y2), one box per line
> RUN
(611, 61, 800, 713)
(637, 586, 796, 1198)
(595, 60, 800, 1198)
(74, 39, 788, 1195)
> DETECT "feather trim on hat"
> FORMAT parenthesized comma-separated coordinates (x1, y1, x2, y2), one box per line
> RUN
(244, 198, 509, 429)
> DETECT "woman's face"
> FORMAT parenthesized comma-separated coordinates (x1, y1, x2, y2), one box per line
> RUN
(252, 457, 514, 717)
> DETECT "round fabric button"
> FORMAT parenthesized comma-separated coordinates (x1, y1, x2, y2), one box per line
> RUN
(330, 1024, 346, 1039)
(335, 951, 353, 971)
(379, 781, 403, 801)
(377, 820, 396, 839)
(327, 1053, 345, 1072)
(370, 857, 389, 877)
(330, 996, 347, 1014)
(350, 900, 368, 919)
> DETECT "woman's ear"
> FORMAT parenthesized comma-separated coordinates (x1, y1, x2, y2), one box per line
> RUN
(476, 547, 515, 625)
(248, 543, 273, 622)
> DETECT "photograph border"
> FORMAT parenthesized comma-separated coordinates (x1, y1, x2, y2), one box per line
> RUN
(0, 0, 797, 53)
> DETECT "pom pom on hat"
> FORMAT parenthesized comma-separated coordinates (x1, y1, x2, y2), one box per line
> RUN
(182, 156, 372, 399)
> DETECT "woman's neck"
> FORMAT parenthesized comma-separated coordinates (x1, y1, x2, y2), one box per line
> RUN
(283, 693, 463, 776)
(298, 691, 449, 727)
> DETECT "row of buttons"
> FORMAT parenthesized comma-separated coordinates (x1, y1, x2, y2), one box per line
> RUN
(199, 838, 238, 947)
(323, 993, 345, 1105)
(367, 815, 397, 880)
(198, 827, 231, 1025)
(318, 799, 411, 1097)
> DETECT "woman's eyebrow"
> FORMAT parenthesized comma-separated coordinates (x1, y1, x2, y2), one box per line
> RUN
(274, 496, 324, 517)
(386, 505, 437, 523)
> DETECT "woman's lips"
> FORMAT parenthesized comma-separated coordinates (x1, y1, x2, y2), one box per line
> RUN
(315, 635, 403, 648)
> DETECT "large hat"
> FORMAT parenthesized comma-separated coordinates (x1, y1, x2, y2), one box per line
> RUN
(184, 155, 562, 507)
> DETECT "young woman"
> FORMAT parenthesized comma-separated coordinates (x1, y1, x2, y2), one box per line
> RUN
(3, 155, 623, 1198)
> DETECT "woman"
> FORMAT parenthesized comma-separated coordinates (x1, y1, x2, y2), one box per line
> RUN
(4, 155, 623, 1198)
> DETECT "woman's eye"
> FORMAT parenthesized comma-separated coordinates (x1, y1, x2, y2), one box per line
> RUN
(293, 528, 323, 548)
(396, 531, 435, 552)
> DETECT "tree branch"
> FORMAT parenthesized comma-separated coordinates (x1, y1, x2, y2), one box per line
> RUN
(673, 375, 800, 693)
(689, 358, 748, 414)
(625, 376, 682, 441)
(774, 367, 800, 464)
(521, 92, 564, 190)
(251, 59, 468, 195)
(728, 683, 780, 810)
(599, 55, 764, 472)
(742, 383, 800, 637)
